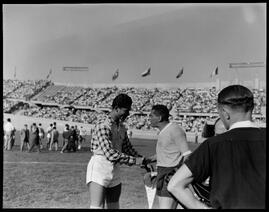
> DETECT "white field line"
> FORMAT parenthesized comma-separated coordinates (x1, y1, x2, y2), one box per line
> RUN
(4, 161, 88, 166)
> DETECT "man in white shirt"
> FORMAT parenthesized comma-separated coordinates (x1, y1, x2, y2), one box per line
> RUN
(78, 126, 86, 150)
(4, 118, 16, 150)
(146, 105, 191, 209)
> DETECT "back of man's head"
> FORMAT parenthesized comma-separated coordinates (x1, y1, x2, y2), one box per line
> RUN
(7, 118, 11, 122)
(217, 85, 254, 112)
(152, 104, 170, 122)
(112, 93, 132, 109)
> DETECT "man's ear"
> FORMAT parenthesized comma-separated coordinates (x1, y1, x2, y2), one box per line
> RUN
(222, 106, 231, 120)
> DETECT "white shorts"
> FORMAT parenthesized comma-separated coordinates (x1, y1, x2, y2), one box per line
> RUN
(86, 154, 121, 188)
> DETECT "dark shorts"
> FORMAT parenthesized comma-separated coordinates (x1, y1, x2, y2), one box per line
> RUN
(156, 166, 178, 198)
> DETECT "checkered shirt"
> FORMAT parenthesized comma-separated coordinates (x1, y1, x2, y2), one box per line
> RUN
(91, 116, 142, 165)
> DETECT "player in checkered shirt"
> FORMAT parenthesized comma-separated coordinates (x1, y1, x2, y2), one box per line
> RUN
(86, 93, 146, 209)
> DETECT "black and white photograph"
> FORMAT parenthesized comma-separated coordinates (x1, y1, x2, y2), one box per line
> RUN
(3, 3, 266, 209)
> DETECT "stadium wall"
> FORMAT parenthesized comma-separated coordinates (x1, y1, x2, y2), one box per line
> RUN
(53, 80, 266, 89)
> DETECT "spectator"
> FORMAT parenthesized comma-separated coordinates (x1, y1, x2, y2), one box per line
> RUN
(4, 118, 16, 151)
(49, 126, 59, 151)
(38, 123, 45, 149)
(29, 123, 40, 152)
(78, 126, 86, 150)
(46, 123, 53, 149)
(20, 124, 30, 151)
(61, 124, 71, 153)
(68, 126, 77, 152)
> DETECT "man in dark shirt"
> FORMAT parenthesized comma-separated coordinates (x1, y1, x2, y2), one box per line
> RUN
(167, 85, 266, 209)
(61, 124, 71, 153)
(20, 124, 30, 151)
(67, 126, 77, 152)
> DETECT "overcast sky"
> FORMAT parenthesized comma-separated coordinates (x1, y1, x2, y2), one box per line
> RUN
(3, 3, 266, 85)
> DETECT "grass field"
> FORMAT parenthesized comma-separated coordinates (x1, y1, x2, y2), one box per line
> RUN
(3, 135, 199, 209)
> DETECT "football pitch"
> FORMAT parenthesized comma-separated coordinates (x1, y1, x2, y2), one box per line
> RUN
(3, 136, 199, 209)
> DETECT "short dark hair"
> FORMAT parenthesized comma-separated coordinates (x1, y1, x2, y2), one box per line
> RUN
(7, 118, 11, 122)
(217, 85, 254, 112)
(152, 104, 170, 122)
(112, 93, 132, 109)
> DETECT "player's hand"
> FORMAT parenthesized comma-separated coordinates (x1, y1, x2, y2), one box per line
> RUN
(135, 157, 144, 166)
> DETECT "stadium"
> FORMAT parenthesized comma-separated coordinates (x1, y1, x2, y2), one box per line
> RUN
(3, 77, 266, 208)
(3, 4, 266, 209)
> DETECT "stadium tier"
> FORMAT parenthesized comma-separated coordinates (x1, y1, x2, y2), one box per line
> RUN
(3, 79, 266, 132)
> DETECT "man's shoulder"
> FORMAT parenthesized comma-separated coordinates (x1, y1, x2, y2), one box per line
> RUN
(169, 122, 185, 133)
(95, 116, 112, 129)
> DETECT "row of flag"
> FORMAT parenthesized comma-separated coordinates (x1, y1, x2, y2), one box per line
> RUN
(112, 66, 219, 81)
(12, 66, 219, 81)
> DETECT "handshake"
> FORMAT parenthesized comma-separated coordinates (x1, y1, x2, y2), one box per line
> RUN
(136, 156, 156, 172)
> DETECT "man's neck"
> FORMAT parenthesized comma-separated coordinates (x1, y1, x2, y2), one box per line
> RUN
(229, 112, 253, 128)
(158, 121, 170, 132)
(110, 111, 120, 125)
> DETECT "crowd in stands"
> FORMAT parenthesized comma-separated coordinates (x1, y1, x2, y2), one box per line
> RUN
(33, 86, 85, 105)
(3, 79, 266, 132)
(3, 100, 21, 113)
(3, 79, 23, 97)
(4, 79, 51, 100)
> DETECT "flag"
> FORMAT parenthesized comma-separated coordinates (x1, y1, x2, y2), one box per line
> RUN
(176, 67, 184, 78)
(46, 69, 52, 79)
(112, 69, 119, 80)
(210, 67, 218, 78)
(144, 172, 157, 209)
(141, 67, 151, 77)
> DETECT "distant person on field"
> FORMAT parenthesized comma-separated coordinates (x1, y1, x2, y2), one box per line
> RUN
(49, 126, 59, 151)
(167, 85, 266, 209)
(68, 126, 77, 152)
(74, 125, 79, 148)
(61, 124, 71, 153)
(38, 123, 45, 149)
(86, 93, 146, 209)
(78, 126, 86, 150)
(29, 123, 41, 152)
(20, 124, 30, 151)
(145, 104, 191, 209)
(46, 123, 53, 149)
(4, 118, 16, 151)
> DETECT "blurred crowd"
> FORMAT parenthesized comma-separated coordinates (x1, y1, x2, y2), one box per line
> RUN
(3, 79, 266, 132)
(4, 79, 51, 100)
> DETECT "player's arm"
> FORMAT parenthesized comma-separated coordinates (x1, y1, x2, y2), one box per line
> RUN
(121, 132, 142, 157)
(96, 124, 137, 165)
(167, 164, 211, 209)
(173, 125, 191, 156)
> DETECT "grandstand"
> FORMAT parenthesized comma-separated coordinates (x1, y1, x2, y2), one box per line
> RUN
(3, 79, 266, 135)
